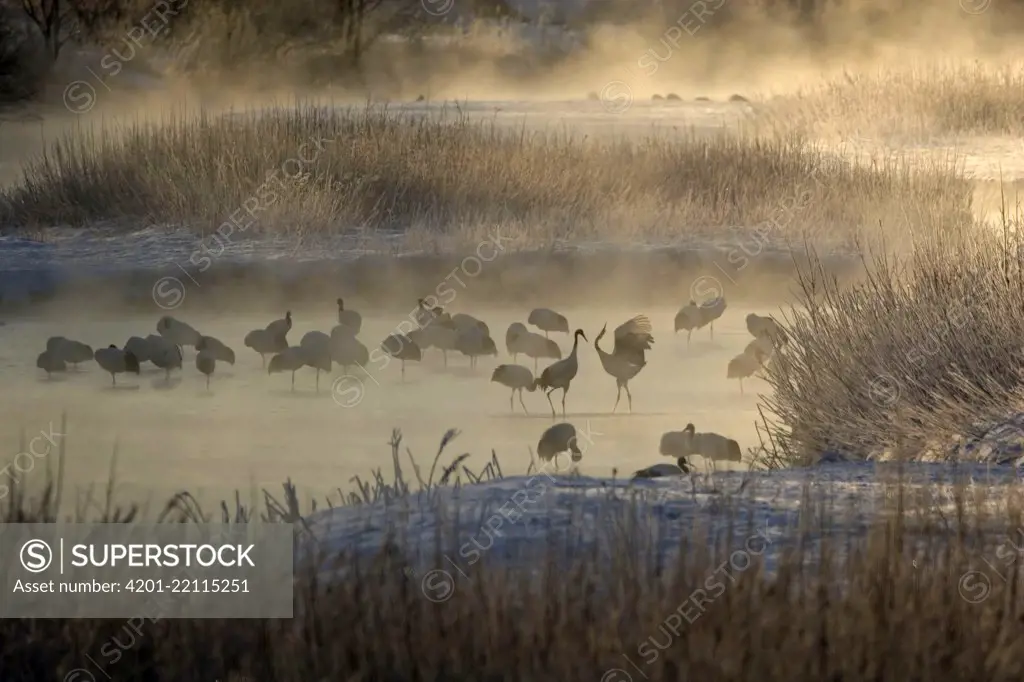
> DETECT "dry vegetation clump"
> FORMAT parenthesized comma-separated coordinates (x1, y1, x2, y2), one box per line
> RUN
(760, 210, 1024, 465)
(5, 464, 1024, 681)
(0, 105, 971, 251)
(756, 63, 1024, 141)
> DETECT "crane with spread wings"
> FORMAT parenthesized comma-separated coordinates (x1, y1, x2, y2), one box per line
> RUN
(594, 315, 654, 413)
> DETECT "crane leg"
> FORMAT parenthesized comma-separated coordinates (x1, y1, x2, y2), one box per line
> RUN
(625, 382, 633, 413)
(561, 387, 568, 417)
(710, 321, 714, 341)
(546, 389, 557, 418)
(261, 354, 266, 368)
(612, 384, 621, 413)
(509, 391, 514, 412)
(687, 331, 692, 347)
(316, 370, 320, 392)
(518, 389, 529, 415)
(291, 371, 296, 392)
(401, 360, 406, 381)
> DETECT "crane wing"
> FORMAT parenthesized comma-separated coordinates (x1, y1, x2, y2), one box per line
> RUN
(612, 315, 654, 364)
(614, 315, 654, 348)
(615, 314, 652, 338)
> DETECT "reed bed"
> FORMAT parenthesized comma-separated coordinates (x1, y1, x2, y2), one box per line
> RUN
(756, 62, 1024, 141)
(0, 105, 971, 253)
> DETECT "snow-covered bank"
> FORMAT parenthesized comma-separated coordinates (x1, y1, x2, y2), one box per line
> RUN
(300, 461, 1024, 583)
(0, 228, 864, 312)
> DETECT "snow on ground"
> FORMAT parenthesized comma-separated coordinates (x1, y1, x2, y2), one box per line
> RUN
(299, 461, 1024, 585)
(0, 225, 835, 307)
(0, 227, 408, 306)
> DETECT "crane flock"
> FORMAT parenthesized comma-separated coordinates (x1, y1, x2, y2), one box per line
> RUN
(32, 294, 788, 474)
(34, 294, 787, 412)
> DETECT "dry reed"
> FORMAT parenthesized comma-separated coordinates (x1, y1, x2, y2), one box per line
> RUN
(0, 105, 971, 254)
(760, 201, 1024, 465)
(756, 62, 1024, 141)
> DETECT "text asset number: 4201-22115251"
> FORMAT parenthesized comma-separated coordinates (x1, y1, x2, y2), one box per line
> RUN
(125, 578, 250, 593)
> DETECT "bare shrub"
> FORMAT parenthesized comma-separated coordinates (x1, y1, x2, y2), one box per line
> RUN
(761, 207, 1024, 465)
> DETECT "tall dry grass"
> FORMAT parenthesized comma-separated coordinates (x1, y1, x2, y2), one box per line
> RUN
(757, 63, 1024, 141)
(0, 105, 971, 251)
(760, 203, 1024, 466)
